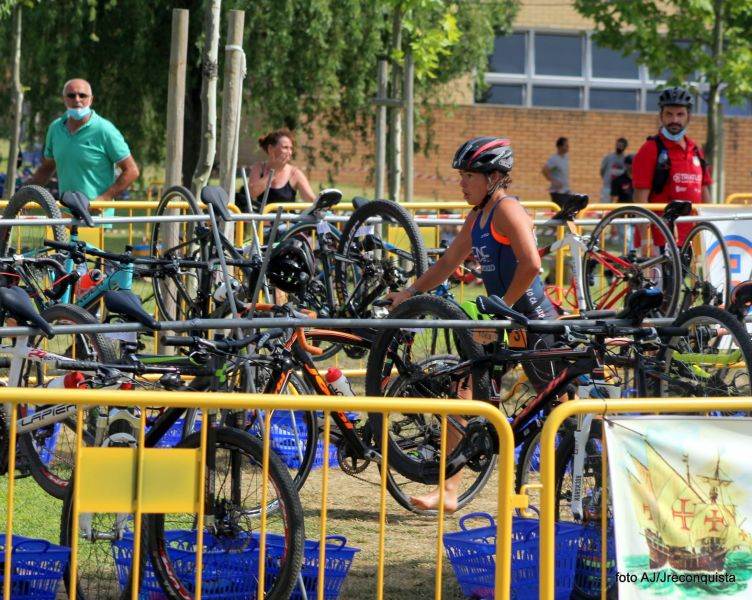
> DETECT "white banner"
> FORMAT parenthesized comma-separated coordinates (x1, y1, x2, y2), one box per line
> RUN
(696, 206, 752, 288)
(605, 416, 752, 599)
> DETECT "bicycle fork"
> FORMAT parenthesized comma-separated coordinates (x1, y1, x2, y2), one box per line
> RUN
(570, 413, 596, 522)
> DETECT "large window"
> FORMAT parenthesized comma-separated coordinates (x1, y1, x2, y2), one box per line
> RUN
(480, 30, 750, 116)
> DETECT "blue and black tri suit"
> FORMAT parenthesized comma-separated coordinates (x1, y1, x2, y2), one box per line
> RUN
(470, 196, 559, 393)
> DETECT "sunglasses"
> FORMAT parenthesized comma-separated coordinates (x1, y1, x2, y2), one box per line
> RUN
(66, 92, 90, 99)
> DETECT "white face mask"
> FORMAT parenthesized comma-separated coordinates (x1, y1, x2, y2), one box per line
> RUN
(66, 106, 91, 121)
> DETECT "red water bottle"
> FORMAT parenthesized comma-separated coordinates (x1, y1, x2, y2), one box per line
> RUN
(46, 371, 87, 389)
(78, 268, 103, 293)
(325, 367, 354, 396)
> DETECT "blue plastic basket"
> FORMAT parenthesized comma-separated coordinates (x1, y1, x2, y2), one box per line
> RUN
(112, 530, 257, 600)
(0, 535, 71, 600)
(262, 533, 359, 600)
(573, 522, 617, 598)
(443, 512, 582, 600)
(259, 411, 338, 470)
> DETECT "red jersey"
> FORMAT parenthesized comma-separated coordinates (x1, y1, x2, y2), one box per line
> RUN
(632, 132, 712, 245)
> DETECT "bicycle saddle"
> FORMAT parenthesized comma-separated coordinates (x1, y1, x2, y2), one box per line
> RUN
(200, 186, 233, 222)
(613, 288, 663, 324)
(728, 280, 752, 320)
(662, 200, 692, 224)
(0, 286, 54, 338)
(60, 191, 96, 227)
(475, 295, 528, 326)
(549, 193, 589, 223)
(104, 290, 160, 330)
(300, 188, 343, 217)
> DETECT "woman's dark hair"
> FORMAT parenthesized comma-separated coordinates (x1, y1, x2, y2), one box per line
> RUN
(258, 128, 294, 152)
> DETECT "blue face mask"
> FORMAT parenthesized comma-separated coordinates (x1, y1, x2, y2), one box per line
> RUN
(660, 126, 685, 142)
(66, 106, 91, 121)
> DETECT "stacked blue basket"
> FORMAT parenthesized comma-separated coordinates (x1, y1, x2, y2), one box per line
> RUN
(112, 530, 257, 599)
(573, 522, 617, 597)
(265, 411, 338, 469)
(0, 535, 71, 600)
(262, 533, 360, 600)
(443, 512, 582, 600)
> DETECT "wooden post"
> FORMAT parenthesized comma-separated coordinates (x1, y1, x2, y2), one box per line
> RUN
(5, 4, 23, 200)
(219, 10, 245, 200)
(165, 9, 189, 188)
(404, 47, 415, 203)
(374, 60, 388, 200)
(191, 0, 222, 196)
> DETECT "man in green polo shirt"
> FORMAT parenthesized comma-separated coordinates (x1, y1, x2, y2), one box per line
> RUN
(29, 78, 139, 224)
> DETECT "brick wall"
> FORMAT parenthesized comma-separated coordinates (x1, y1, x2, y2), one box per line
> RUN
(295, 104, 750, 203)
(515, 1, 593, 30)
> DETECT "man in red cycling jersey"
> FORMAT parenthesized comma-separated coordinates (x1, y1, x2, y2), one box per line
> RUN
(632, 86, 712, 246)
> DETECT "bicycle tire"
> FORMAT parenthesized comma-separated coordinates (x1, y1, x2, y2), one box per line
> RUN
(679, 222, 730, 311)
(145, 427, 305, 600)
(18, 303, 118, 499)
(365, 295, 492, 510)
(583, 205, 681, 317)
(554, 420, 617, 599)
(0, 185, 67, 257)
(658, 305, 752, 401)
(335, 199, 428, 319)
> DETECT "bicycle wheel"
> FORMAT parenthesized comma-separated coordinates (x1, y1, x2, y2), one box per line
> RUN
(583, 205, 681, 317)
(659, 305, 752, 400)
(0, 185, 67, 257)
(151, 186, 203, 321)
(60, 482, 135, 600)
(145, 427, 305, 600)
(335, 199, 428, 318)
(365, 295, 493, 514)
(679, 222, 730, 311)
(18, 303, 118, 499)
(554, 420, 617, 600)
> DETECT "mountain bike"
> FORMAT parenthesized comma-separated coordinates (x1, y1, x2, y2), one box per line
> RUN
(540, 194, 682, 318)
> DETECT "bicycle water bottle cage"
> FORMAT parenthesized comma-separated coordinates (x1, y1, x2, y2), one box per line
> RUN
(104, 290, 161, 331)
(475, 295, 529, 326)
(614, 288, 663, 324)
(0, 286, 55, 338)
(728, 280, 752, 320)
(200, 186, 233, 222)
(662, 200, 692, 226)
(60, 191, 95, 227)
(550, 193, 589, 223)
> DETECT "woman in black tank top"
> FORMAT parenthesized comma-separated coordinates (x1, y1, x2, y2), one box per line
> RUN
(243, 128, 316, 211)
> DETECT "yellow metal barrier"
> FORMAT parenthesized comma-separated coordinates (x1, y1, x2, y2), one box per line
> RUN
(538, 397, 752, 600)
(725, 193, 752, 205)
(0, 387, 517, 600)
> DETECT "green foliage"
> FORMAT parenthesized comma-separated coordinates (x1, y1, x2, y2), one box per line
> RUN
(575, 0, 752, 104)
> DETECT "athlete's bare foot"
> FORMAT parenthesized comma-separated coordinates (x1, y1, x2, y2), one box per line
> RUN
(409, 489, 459, 513)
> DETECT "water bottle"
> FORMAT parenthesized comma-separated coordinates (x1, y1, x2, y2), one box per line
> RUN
(46, 371, 86, 389)
(657, 149, 669, 167)
(325, 368, 354, 396)
(78, 268, 103, 293)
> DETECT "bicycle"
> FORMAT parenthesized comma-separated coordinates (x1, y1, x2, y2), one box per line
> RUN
(539, 194, 682, 318)
(0, 285, 119, 499)
(363, 291, 752, 520)
(660, 199, 731, 311)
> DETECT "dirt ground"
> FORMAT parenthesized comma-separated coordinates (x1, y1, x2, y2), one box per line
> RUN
(297, 464, 504, 599)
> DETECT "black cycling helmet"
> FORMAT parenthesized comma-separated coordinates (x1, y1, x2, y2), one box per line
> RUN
(267, 237, 315, 295)
(452, 137, 513, 173)
(658, 87, 693, 110)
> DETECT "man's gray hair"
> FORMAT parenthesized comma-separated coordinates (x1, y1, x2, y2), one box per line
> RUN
(62, 79, 92, 96)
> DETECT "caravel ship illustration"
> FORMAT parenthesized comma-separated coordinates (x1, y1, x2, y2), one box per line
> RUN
(629, 442, 751, 572)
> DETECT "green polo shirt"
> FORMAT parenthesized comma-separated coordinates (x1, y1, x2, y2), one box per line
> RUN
(43, 110, 131, 225)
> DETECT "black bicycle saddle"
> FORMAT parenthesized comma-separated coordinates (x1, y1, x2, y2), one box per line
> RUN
(104, 290, 160, 330)
(550, 193, 589, 223)
(200, 186, 233, 222)
(60, 191, 95, 227)
(0, 286, 54, 338)
(662, 200, 692, 224)
(614, 288, 664, 324)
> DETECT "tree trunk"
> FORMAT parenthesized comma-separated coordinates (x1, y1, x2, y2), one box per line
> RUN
(191, 0, 222, 197)
(5, 4, 23, 200)
(706, 0, 725, 203)
(387, 7, 403, 202)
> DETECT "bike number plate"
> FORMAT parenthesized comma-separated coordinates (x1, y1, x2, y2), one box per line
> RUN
(472, 329, 497, 345)
(317, 222, 330, 234)
(508, 329, 527, 349)
(356, 225, 374, 237)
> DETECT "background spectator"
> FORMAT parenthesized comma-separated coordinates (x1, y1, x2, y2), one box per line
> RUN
(541, 137, 570, 207)
(600, 137, 628, 202)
